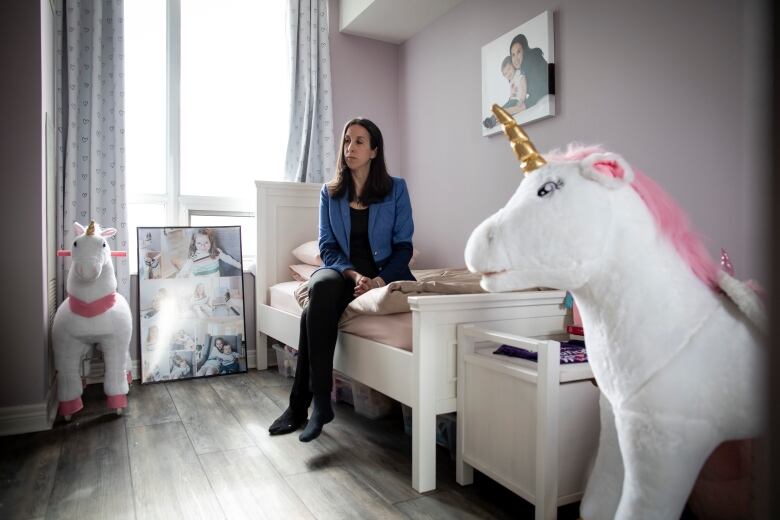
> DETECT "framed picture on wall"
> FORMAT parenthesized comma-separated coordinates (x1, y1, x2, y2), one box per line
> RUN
(481, 10, 555, 136)
(136, 226, 248, 383)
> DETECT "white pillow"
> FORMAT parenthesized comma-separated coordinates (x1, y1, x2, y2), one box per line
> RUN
(291, 241, 321, 266)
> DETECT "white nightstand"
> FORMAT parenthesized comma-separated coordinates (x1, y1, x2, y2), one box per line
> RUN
(456, 321, 600, 520)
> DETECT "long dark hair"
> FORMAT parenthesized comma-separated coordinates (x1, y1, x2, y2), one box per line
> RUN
(509, 33, 549, 107)
(509, 34, 546, 73)
(327, 118, 392, 205)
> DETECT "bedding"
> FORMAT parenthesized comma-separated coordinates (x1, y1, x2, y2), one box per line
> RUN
(271, 268, 547, 350)
(268, 279, 413, 349)
(269, 281, 304, 314)
(293, 268, 488, 321)
(340, 268, 485, 324)
(342, 313, 413, 350)
(289, 263, 318, 281)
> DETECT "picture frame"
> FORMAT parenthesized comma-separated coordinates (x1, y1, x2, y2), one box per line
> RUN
(136, 226, 248, 383)
(481, 10, 555, 136)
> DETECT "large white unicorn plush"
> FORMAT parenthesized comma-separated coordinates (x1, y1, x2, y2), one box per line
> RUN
(52, 221, 133, 419)
(465, 105, 765, 519)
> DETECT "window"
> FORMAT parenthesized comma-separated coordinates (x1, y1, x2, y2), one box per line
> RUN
(125, 0, 289, 271)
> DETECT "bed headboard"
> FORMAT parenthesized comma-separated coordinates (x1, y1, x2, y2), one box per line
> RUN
(255, 180, 321, 305)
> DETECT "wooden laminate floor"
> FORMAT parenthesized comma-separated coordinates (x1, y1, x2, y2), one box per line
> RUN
(0, 370, 583, 520)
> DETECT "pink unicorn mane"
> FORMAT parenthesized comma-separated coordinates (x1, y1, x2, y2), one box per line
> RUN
(546, 144, 719, 290)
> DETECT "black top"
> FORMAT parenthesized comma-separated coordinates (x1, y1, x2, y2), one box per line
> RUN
(349, 207, 379, 278)
(522, 49, 550, 108)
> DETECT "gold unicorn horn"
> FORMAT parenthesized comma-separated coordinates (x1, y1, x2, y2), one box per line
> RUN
(491, 104, 546, 175)
(86, 221, 96, 236)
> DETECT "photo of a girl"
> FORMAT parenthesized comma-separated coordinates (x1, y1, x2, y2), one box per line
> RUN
(137, 226, 247, 383)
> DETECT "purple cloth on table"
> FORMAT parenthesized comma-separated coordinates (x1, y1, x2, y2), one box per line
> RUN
(493, 340, 587, 364)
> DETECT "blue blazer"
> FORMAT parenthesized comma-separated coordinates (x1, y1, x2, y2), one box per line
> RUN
(318, 177, 415, 283)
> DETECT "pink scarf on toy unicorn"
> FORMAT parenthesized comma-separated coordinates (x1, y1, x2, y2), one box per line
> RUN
(68, 292, 117, 317)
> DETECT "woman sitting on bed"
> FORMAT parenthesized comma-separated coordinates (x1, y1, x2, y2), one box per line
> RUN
(269, 117, 416, 442)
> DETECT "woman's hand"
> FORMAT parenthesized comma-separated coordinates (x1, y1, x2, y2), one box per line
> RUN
(353, 275, 386, 297)
(353, 275, 372, 297)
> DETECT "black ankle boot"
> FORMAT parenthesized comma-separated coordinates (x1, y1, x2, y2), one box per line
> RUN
(299, 393, 334, 442)
(269, 406, 307, 435)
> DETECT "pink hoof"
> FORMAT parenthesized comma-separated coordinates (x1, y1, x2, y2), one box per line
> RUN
(106, 394, 128, 410)
(59, 397, 84, 417)
(126, 371, 133, 385)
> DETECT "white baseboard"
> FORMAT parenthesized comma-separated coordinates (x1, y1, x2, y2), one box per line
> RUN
(0, 384, 57, 436)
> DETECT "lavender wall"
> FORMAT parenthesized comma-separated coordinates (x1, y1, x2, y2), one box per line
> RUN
(0, 1, 48, 408)
(328, 0, 401, 176)
(399, 0, 768, 281)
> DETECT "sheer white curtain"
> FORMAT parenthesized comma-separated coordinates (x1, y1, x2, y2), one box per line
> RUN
(55, 0, 129, 300)
(284, 0, 336, 184)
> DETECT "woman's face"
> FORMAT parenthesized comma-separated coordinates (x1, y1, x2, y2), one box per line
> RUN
(343, 124, 377, 173)
(195, 234, 211, 253)
(511, 42, 524, 69)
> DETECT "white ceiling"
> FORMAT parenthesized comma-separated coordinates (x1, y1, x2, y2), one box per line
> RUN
(339, 0, 464, 45)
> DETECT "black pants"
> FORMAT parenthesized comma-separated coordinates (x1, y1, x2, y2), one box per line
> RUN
(290, 268, 355, 409)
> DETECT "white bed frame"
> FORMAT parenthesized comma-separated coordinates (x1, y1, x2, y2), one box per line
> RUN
(255, 180, 569, 492)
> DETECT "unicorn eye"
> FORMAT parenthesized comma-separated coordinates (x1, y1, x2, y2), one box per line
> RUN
(73, 241, 78, 247)
(102, 242, 106, 247)
(537, 179, 564, 197)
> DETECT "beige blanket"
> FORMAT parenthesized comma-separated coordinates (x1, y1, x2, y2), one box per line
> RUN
(293, 268, 487, 324)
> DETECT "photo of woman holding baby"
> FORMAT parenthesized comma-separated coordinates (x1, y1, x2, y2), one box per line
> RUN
(481, 11, 555, 135)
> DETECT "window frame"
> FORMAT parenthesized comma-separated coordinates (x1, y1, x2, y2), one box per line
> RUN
(127, 0, 259, 273)
(186, 204, 256, 266)
(166, 0, 183, 224)
(132, 0, 259, 227)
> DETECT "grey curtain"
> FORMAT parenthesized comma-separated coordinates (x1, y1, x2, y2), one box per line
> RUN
(284, 0, 336, 184)
(55, 0, 129, 301)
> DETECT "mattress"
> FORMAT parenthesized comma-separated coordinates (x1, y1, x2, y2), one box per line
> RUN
(268, 281, 413, 351)
(269, 281, 306, 315)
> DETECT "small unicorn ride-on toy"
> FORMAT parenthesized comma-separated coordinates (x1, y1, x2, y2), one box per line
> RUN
(465, 105, 765, 520)
(52, 221, 132, 419)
